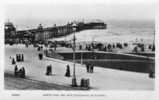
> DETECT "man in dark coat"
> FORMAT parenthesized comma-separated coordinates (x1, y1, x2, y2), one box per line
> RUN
(14, 65, 18, 77)
(90, 65, 94, 73)
(86, 64, 89, 73)
(46, 65, 49, 75)
(46, 65, 52, 75)
(12, 58, 16, 65)
(65, 64, 70, 77)
(21, 54, 24, 61)
(21, 67, 25, 78)
(16, 54, 18, 62)
(18, 54, 21, 61)
(39, 53, 43, 60)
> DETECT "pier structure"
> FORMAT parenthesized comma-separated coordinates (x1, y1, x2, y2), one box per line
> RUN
(5, 20, 106, 44)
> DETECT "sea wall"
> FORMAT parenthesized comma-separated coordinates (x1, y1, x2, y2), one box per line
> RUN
(58, 52, 154, 73)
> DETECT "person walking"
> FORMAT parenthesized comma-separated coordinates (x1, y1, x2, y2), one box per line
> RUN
(18, 54, 21, 61)
(46, 65, 52, 75)
(21, 67, 25, 78)
(86, 64, 89, 73)
(90, 65, 94, 73)
(39, 53, 43, 60)
(14, 65, 18, 77)
(12, 58, 16, 65)
(16, 54, 18, 62)
(65, 64, 70, 77)
(21, 54, 24, 61)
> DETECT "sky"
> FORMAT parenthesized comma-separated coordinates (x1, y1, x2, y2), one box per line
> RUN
(5, 3, 157, 22)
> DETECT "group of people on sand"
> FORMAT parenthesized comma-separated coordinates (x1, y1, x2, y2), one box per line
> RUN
(133, 43, 155, 53)
(77, 42, 129, 52)
(75, 41, 155, 53)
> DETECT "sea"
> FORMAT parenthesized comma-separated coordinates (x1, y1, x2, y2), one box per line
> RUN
(13, 19, 155, 44)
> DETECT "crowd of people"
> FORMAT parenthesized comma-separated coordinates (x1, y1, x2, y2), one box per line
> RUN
(7, 38, 155, 80)
(47, 40, 155, 53)
(6, 36, 155, 54)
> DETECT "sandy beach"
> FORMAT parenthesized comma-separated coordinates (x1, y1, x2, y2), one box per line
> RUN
(48, 29, 154, 44)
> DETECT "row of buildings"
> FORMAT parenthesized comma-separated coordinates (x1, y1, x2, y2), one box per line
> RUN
(5, 20, 107, 43)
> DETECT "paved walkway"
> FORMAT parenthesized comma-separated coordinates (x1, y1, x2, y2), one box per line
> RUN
(4, 73, 83, 90)
(5, 44, 154, 90)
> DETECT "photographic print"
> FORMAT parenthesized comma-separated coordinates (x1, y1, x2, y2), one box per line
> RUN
(4, 3, 155, 91)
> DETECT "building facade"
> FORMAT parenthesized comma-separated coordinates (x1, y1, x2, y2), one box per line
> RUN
(5, 22, 16, 39)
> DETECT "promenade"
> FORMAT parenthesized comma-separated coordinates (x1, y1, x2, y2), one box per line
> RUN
(5, 44, 154, 90)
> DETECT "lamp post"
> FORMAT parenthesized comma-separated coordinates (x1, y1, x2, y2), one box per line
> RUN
(72, 23, 77, 87)
(153, 30, 155, 46)
(92, 37, 95, 59)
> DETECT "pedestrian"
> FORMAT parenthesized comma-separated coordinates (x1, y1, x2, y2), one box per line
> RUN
(21, 67, 25, 78)
(149, 65, 155, 78)
(12, 58, 16, 65)
(44, 49, 48, 56)
(41, 46, 43, 50)
(19, 54, 21, 61)
(26, 43, 28, 48)
(37, 46, 40, 51)
(21, 54, 22, 61)
(49, 64, 52, 75)
(86, 64, 89, 73)
(46, 65, 49, 75)
(21, 54, 24, 61)
(16, 54, 18, 62)
(85, 44, 88, 50)
(65, 64, 70, 77)
(18, 54, 20, 61)
(46, 65, 52, 75)
(79, 45, 82, 50)
(14, 65, 18, 77)
(104, 46, 107, 51)
(90, 65, 94, 73)
(18, 68, 23, 78)
(17, 54, 19, 61)
(39, 53, 43, 60)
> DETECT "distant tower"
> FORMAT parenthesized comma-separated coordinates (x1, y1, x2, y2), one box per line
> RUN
(35, 24, 44, 42)
(37, 24, 43, 31)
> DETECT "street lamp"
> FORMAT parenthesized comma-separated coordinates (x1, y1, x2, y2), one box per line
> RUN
(91, 37, 95, 59)
(72, 23, 77, 87)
